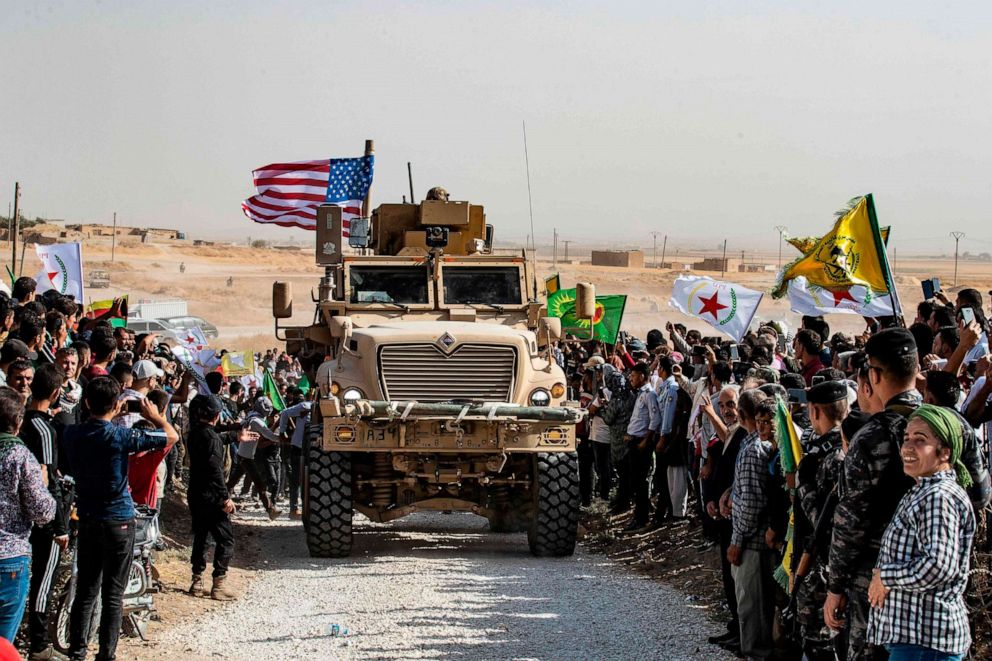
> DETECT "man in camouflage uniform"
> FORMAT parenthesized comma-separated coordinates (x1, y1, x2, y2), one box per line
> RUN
(793, 380, 847, 661)
(825, 329, 919, 661)
(826, 328, 991, 661)
(598, 366, 636, 514)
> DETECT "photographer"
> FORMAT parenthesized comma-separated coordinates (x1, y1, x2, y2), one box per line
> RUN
(584, 357, 614, 503)
(64, 377, 178, 661)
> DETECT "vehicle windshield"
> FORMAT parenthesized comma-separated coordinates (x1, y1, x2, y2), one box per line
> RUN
(443, 266, 522, 306)
(349, 266, 429, 304)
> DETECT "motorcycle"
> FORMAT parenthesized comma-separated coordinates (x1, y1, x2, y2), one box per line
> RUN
(49, 505, 162, 653)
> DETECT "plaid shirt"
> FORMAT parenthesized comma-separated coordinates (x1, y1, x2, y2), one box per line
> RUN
(730, 431, 772, 550)
(868, 470, 975, 655)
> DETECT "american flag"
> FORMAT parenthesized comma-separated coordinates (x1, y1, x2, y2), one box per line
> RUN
(241, 155, 374, 235)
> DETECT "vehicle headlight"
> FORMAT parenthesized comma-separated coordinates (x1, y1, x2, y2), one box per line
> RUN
(342, 387, 364, 402)
(529, 388, 551, 407)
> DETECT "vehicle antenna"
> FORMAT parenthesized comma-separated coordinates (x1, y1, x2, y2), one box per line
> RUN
(523, 120, 538, 300)
(407, 162, 415, 203)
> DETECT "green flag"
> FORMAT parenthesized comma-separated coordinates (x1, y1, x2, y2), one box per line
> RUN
(297, 374, 311, 396)
(547, 288, 627, 344)
(263, 368, 286, 412)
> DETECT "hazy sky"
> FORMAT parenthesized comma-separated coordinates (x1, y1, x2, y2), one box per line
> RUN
(2, 1, 991, 253)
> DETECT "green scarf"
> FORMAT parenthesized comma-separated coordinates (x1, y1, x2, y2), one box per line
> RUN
(0, 432, 24, 458)
(909, 404, 973, 488)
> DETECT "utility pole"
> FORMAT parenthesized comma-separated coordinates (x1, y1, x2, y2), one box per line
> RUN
(111, 212, 117, 262)
(649, 231, 663, 268)
(11, 182, 20, 276)
(950, 231, 965, 286)
(563, 240, 571, 263)
(774, 225, 787, 269)
(721, 239, 728, 277)
(552, 228, 558, 268)
(660, 234, 667, 268)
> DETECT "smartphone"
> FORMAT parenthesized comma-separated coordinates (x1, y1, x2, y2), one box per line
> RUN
(125, 399, 143, 413)
(788, 388, 807, 404)
(729, 344, 740, 361)
(921, 277, 940, 300)
(811, 375, 825, 386)
(961, 307, 976, 325)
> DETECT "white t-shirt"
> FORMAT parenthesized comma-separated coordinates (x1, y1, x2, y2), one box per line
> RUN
(589, 395, 611, 444)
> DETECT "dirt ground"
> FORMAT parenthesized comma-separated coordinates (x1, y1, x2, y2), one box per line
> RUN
(115, 488, 265, 660)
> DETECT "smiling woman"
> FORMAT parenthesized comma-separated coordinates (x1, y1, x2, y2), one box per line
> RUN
(867, 405, 976, 660)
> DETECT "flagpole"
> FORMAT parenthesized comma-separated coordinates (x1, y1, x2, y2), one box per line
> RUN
(865, 194, 904, 326)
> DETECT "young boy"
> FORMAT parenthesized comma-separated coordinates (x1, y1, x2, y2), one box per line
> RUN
(186, 395, 257, 600)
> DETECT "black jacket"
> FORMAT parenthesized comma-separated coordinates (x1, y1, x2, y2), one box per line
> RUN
(187, 423, 233, 511)
(20, 410, 69, 536)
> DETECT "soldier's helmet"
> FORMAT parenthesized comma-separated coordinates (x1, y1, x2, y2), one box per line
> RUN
(426, 186, 449, 201)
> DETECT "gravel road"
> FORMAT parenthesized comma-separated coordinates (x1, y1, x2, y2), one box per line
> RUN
(153, 511, 734, 660)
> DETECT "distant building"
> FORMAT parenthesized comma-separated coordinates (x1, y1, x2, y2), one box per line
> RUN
(591, 250, 645, 268)
(697, 257, 741, 272)
(738, 262, 776, 273)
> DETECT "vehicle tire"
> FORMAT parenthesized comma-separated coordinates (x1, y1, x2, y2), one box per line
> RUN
(527, 452, 580, 557)
(51, 583, 100, 654)
(304, 446, 353, 558)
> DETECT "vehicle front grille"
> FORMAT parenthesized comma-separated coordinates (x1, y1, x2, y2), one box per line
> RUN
(378, 343, 516, 402)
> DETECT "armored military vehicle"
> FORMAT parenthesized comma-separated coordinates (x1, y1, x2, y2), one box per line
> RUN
(272, 187, 594, 558)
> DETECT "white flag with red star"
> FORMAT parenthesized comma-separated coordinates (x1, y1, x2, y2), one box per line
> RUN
(669, 275, 764, 342)
(787, 276, 897, 317)
(35, 243, 84, 302)
(180, 327, 209, 351)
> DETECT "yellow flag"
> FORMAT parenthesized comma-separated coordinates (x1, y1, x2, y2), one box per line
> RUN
(773, 195, 890, 298)
(787, 226, 890, 255)
(545, 273, 561, 295)
(221, 351, 256, 377)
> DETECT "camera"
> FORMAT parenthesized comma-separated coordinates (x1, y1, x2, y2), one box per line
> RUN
(425, 226, 450, 249)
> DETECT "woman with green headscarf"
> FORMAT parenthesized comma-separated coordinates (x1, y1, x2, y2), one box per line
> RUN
(865, 404, 976, 661)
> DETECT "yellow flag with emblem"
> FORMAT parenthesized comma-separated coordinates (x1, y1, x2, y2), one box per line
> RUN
(787, 226, 889, 255)
(772, 195, 891, 298)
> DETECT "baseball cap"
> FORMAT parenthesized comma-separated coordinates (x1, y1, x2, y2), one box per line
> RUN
(253, 396, 274, 416)
(627, 339, 647, 352)
(807, 380, 847, 404)
(132, 359, 165, 380)
(583, 355, 606, 370)
(1, 339, 36, 363)
(198, 394, 224, 419)
(865, 327, 917, 366)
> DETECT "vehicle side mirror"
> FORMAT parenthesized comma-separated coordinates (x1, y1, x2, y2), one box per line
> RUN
(537, 317, 562, 346)
(576, 282, 596, 320)
(484, 224, 495, 253)
(348, 217, 371, 248)
(273, 282, 293, 319)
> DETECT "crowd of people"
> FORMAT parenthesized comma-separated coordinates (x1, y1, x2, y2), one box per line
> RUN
(563, 287, 992, 661)
(0, 277, 310, 660)
(1, 267, 991, 660)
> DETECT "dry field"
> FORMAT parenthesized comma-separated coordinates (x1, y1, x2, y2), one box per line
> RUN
(74, 241, 992, 351)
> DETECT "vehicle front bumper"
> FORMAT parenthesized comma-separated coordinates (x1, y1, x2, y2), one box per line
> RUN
(317, 399, 580, 453)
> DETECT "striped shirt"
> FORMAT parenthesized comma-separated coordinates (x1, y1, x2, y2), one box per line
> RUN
(868, 470, 975, 655)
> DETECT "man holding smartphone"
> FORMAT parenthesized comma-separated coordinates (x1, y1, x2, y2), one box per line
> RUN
(64, 377, 178, 661)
